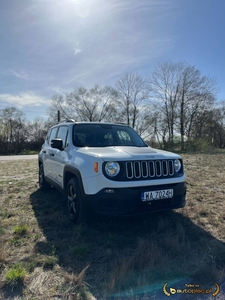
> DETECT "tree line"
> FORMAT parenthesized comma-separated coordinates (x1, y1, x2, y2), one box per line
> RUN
(1, 61, 225, 155)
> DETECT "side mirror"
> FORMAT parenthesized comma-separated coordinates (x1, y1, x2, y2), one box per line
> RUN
(51, 138, 63, 151)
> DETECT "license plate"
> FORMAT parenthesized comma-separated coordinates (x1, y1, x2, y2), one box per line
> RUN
(141, 189, 173, 201)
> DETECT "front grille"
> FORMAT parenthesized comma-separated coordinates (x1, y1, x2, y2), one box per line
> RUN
(125, 160, 175, 180)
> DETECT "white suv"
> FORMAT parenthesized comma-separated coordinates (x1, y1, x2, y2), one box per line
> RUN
(38, 120, 186, 223)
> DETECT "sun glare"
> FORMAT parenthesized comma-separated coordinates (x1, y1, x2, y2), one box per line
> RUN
(65, 0, 91, 18)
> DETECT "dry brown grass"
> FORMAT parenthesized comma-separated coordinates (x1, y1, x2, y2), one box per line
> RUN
(0, 153, 225, 299)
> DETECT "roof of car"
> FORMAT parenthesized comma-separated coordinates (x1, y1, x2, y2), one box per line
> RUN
(56, 120, 128, 127)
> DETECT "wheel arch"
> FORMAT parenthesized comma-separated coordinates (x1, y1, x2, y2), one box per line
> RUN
(38, 158, 44, 167)
(63, 166, 85, 196)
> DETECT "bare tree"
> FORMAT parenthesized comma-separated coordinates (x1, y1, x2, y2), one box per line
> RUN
(67, 85, 119, 122)
(47, 94, 72, 124)
(26, 117, 48, 150)
(149, 61, 217, 149)
(47, 85, 119, 123)
(178, 65, 216, 149)
(192, 102, 225, 149)
(0, 107, 27, 154)
(115, 73, 150, 129)
(212, 101, 225, 148)
(149, 62, 182, 143)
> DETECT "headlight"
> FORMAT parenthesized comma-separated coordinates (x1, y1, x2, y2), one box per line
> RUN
(105, 162, 120, 177)
(174, 159, 181, 173)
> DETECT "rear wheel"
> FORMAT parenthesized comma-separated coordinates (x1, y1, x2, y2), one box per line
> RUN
(66, 178, 86, 224)
(39, 163, 51, 190)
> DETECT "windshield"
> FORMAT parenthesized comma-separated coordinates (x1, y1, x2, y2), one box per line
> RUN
(73, 124, 147, 148)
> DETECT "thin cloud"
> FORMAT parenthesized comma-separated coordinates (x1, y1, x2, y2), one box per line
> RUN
(74, 41, 81, 55)
(0, 92, 49, 108)
(10, 70, 29, 80)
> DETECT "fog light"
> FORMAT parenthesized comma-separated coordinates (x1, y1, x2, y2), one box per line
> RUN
(104, 189, 115, 194)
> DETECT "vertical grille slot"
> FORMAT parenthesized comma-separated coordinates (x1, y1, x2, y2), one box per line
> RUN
(168, 160, 174, 175)
(126, 162, 133, 179)
(155, 161, 161, 177)
(141, 161, 148, 178)
(134, 161, 141, 178)
(162, 160, 168, 176)
(149, 161, 155, 177)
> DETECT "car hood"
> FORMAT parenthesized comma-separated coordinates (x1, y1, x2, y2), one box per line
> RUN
(76, 146, 181, 161)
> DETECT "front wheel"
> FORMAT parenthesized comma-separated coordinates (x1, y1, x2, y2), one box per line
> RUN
(39, 163, 51, 190)
(66, 178, 86, 224)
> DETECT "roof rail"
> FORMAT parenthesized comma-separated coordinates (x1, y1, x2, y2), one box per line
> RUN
(57, 119, 76, 124)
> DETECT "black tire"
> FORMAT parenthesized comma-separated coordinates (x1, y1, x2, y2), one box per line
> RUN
(39, 163, 51, 190)
(66, 178, 86, 224)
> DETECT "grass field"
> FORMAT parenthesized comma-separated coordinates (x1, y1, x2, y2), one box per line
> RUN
(0, 153, 225, 299)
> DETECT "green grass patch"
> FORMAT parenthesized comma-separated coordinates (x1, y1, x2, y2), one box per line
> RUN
(13, 224, 29, 236)
(10, 237, 25, 247)
(4, 263, 27, 284)
(19, 150, 38, 155)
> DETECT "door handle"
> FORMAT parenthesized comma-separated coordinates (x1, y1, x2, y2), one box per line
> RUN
(50, 153, 55, 157)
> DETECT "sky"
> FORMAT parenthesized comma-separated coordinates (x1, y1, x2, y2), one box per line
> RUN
(0, 0, 225, 120)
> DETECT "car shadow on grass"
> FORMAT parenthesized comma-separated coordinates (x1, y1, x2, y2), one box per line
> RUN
(27, 188, 225, 300)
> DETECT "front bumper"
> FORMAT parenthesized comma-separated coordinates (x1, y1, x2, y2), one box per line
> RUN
(84, 182, 186, 216)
